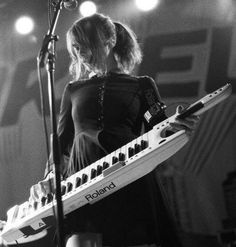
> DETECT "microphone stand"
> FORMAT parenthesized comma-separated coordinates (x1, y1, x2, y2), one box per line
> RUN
(37, 1, 65, 247)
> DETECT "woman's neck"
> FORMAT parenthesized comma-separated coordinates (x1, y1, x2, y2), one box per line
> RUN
(106, 51, 125, 74)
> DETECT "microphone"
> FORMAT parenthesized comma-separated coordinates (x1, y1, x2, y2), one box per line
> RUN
(63, 0, 78, 10)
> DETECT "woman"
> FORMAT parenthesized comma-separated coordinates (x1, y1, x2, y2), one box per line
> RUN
(30, 13, 199, 247)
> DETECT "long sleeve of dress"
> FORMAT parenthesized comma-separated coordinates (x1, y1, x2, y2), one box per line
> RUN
(139, 76, 167, 131)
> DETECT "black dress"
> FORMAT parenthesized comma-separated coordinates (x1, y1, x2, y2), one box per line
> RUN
(47, 72, 183, 247)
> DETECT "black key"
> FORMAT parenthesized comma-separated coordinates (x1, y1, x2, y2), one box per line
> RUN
(118, 153, 125, 161)
(128, 147, 134, 158)
(61, 185, 66, 195)
(41, 196, 47, 206)
(97, 165, 103, 175)
(112, 156, 118, 164)
(103, 162, 109, 170)
(134, 144, 141, 154)
(46, 194, 53, 203)
(82, 174, 88, 184)
(141, 140, 148, 150)
(75, 177, 81, 187)
(91, 168, 97, 179)
(67, 182, 73, 192)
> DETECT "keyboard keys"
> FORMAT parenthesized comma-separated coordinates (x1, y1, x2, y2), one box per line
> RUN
(82, 174, 88, 184)
(141, 140, 148, 150)
(75, 177, 81, 187)
(128, 140, 148, 158)
(67, 182, 73, 192)
(97, 165, 103, 175)
(46, 194, 53, 203)
(103, 162, 109, 170)
(134, 144, 141, 154)
(118, 153, 125, 161)
(57, 139, 149, 196)
(112, 156, 118, 164)
(41, 197, 47, 207)
(128, 147, 134, 157)
(61, 185, 66, 195)
(90, 168, 97, 179)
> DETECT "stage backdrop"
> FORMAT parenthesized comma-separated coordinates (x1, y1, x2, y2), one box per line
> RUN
(0, 0, 235, 243)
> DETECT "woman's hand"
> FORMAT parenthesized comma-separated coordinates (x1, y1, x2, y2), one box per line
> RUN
(169, 105, 200, 136)
(29, 172, 55, 205)
(0, 220, 7, 246)
(0, 220, 6, 232)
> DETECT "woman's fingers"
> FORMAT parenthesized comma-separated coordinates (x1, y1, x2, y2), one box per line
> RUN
(176, 115, 199, 129)
(176, 105, 184, 114)
(29, 185, 40, 202)
(0, 220, 6, 231)
(29, 179, 53, 204)
(169, 122, 192, 135)
(168, 108, 200, 136)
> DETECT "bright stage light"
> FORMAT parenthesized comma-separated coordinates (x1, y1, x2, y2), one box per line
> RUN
(79, 1, 97, 17)
(135, 0, 159, 11)
(15, 16, 34, 35)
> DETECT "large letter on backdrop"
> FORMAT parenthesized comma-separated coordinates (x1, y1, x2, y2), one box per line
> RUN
(139, 29, 207, 97)
(207, 26, 236, 93)
(0, 49, 69, 127)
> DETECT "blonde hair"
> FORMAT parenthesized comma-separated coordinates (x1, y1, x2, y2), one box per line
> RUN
(113, 22, 142, 73)
(67, 13, 116, 80)
(66, 13, 142, 80)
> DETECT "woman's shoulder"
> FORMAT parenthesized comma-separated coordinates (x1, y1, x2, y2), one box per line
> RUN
(135, 75, 159, 91)
(120, 73, 154, 83)
(66, 76, 104, 89)
(135, 75, 155, 83)
(64, 74, 155, 90)
(124, 74, 156, 90)
(107, 72, 154, 84)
